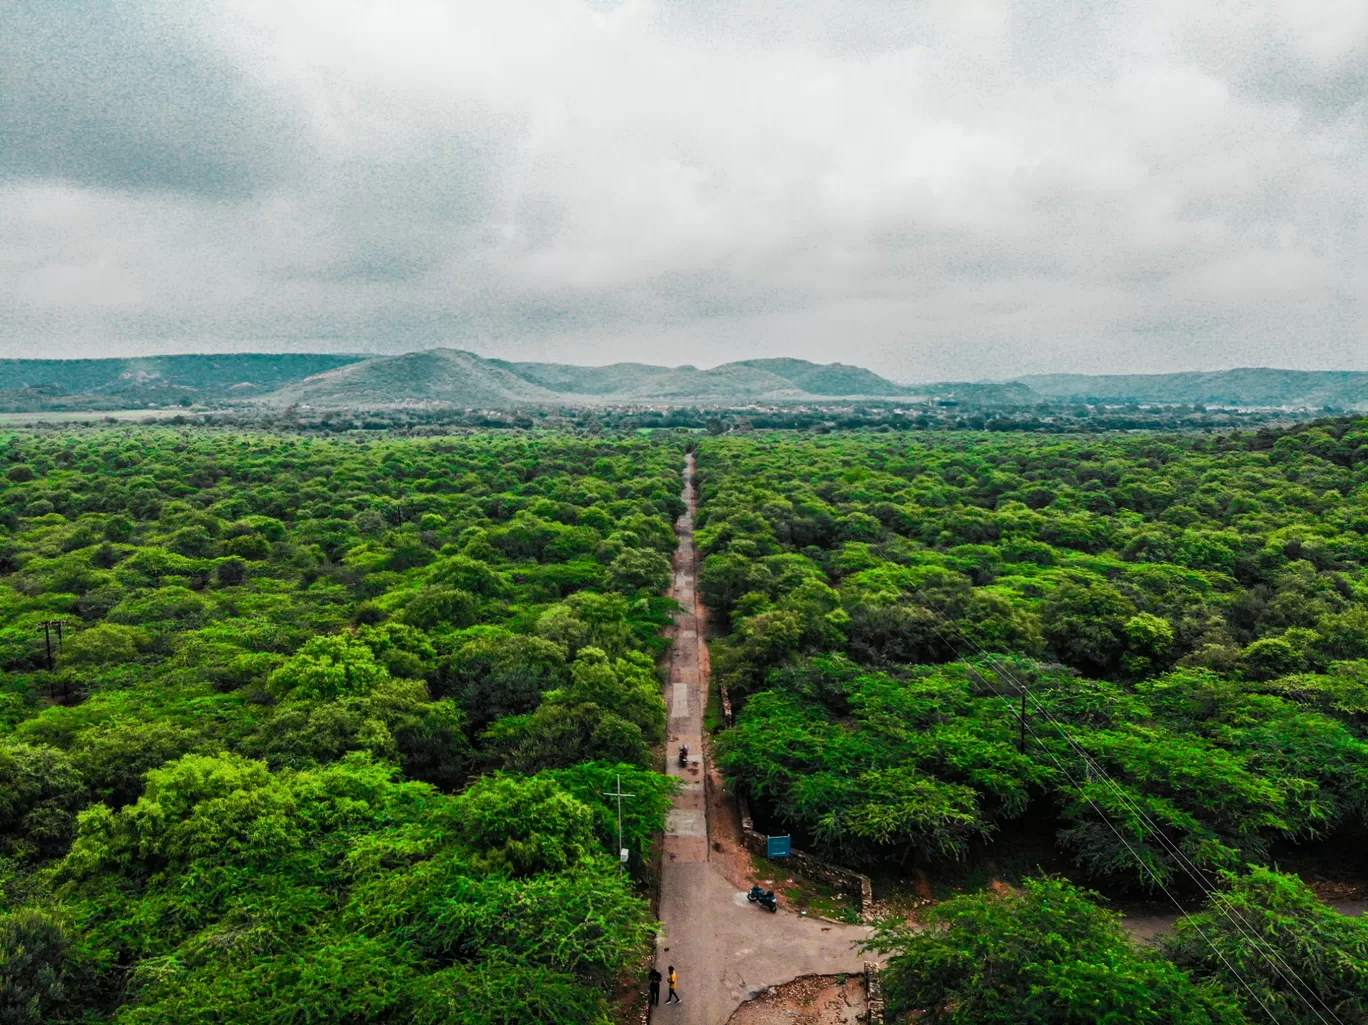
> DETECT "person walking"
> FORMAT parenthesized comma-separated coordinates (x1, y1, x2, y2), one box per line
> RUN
(648, 968, 661, 1006)
(665, 965, 681, 1004)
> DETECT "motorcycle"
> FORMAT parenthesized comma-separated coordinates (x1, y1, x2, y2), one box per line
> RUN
(677, 746, 689, 768)
(747, 885, 778, 913)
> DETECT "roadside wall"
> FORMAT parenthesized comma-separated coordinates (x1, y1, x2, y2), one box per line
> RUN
(864, 962, 885, 1024)
(737, 796, 875, 917)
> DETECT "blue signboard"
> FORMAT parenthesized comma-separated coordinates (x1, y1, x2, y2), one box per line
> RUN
(767, 835, 792, 858)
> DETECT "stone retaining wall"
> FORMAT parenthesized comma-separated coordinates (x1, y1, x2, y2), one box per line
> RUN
(737, 795, 875, 919)
(864, 962, 884, 1024)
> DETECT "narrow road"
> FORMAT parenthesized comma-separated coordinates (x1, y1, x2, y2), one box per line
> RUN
(654, 452, 871, 1025)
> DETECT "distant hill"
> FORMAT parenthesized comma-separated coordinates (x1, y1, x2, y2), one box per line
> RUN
(730, 358, 908, 397)
(267, 350, 564, 409)
(0, 349, 911, 412)
(1016, 369, 1368, 409)
(488, 355, 908, 401)
(6, 352, 1363, 414)
(0, 353, 366, 410)
(266, 349, 914, 408)
(487, 360, 678, 397)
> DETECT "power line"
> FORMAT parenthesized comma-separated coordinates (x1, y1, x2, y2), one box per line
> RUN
(973, 656, 1345, 1025)
(902, 584, 1342, 1025)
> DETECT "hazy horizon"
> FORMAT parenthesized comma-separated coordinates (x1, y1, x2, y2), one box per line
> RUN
(3, 345, 1368, 390)
(4, 1, 1365, 379)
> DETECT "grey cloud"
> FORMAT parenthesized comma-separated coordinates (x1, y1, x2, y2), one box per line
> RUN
(0, 0, 1364, 376)
(0, 0, 308, 196)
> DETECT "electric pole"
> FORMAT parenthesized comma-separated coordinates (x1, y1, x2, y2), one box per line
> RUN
(603, 774, 636, 872)
(39, 619, 65, 671)
(39, 620, 66, 699)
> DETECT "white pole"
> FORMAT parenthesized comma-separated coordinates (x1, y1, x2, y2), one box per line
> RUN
(603, 774, 635, 871)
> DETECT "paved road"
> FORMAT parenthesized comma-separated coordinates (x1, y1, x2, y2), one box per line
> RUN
(653, 453, 871, 1025)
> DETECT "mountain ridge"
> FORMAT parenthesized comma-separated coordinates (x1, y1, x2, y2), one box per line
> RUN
(1, 352, 1366, 412)
(1014, 367, 1368, 408)
(264, 348, 915, 408)
(0, 353, 369, 413)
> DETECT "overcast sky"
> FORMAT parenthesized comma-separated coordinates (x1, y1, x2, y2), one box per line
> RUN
(2, 0, 1365, 381)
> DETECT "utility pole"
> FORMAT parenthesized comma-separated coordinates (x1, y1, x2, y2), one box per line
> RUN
(55, 620, 66, 701)
(39, 619, 66, 671)
(39, 620, 66, 699)
(603, 774, 636, 872)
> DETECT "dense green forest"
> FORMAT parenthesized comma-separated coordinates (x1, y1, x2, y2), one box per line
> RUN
(0, 429, 684, 1024)
(4, 419, 1368, 1024)
(701, 423, 1368, 1022)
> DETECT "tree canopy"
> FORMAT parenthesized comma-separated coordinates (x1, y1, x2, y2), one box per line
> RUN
(0, 427, 684, 1023)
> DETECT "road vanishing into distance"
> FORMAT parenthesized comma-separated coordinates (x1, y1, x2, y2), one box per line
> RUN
(653, 452, 870, 1025)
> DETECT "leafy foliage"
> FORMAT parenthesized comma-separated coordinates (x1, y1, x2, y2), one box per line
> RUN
(0, 428, 686, 1021)
(701, 430, 1368, 888)
(1164, 867, 1368, 1025)
(867, 876, 1247, 1025)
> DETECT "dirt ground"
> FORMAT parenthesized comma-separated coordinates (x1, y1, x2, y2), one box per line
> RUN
(725, 975, 867, 1025)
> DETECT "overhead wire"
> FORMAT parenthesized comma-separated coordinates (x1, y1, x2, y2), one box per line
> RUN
(894, 581, 1344, 1025)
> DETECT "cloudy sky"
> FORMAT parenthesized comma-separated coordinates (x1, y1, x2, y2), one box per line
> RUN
(2, 0, 1365, 380)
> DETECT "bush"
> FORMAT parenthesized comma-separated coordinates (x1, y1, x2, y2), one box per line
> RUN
(1164, 868, 1368, 1025)
(61, 623, 148, 666)
(868, 877, 1245, 1025)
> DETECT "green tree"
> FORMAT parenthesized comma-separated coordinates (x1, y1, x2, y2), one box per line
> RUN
(1041, 581, 1136, 676)
(0, 743, 85, 861)
(1164, 868, 1368, 1025)
(607, 547, 672, 595)
(0, 909, 87, 1025)
(542, 648, 666, 742)
(1239, 637, 1305, 681)
(400, 586, 478, 630)
(456, 775, 598, 876)
(269, 634, 392, 701)
(443, 633, 569, 730)
(1124, 612, 1176, 674)
(61, 623, 148, 667)
(539, 762, 677, 872)
(867, 877, 1246, 1025)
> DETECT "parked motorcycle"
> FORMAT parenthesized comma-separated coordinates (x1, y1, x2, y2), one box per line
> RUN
(747, 885, 778, 913)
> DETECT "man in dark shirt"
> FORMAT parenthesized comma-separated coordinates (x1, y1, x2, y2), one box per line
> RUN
(648, 967, 662, 1005)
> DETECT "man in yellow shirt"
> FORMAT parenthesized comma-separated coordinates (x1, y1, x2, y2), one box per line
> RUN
(665, 965, 681, 1004)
